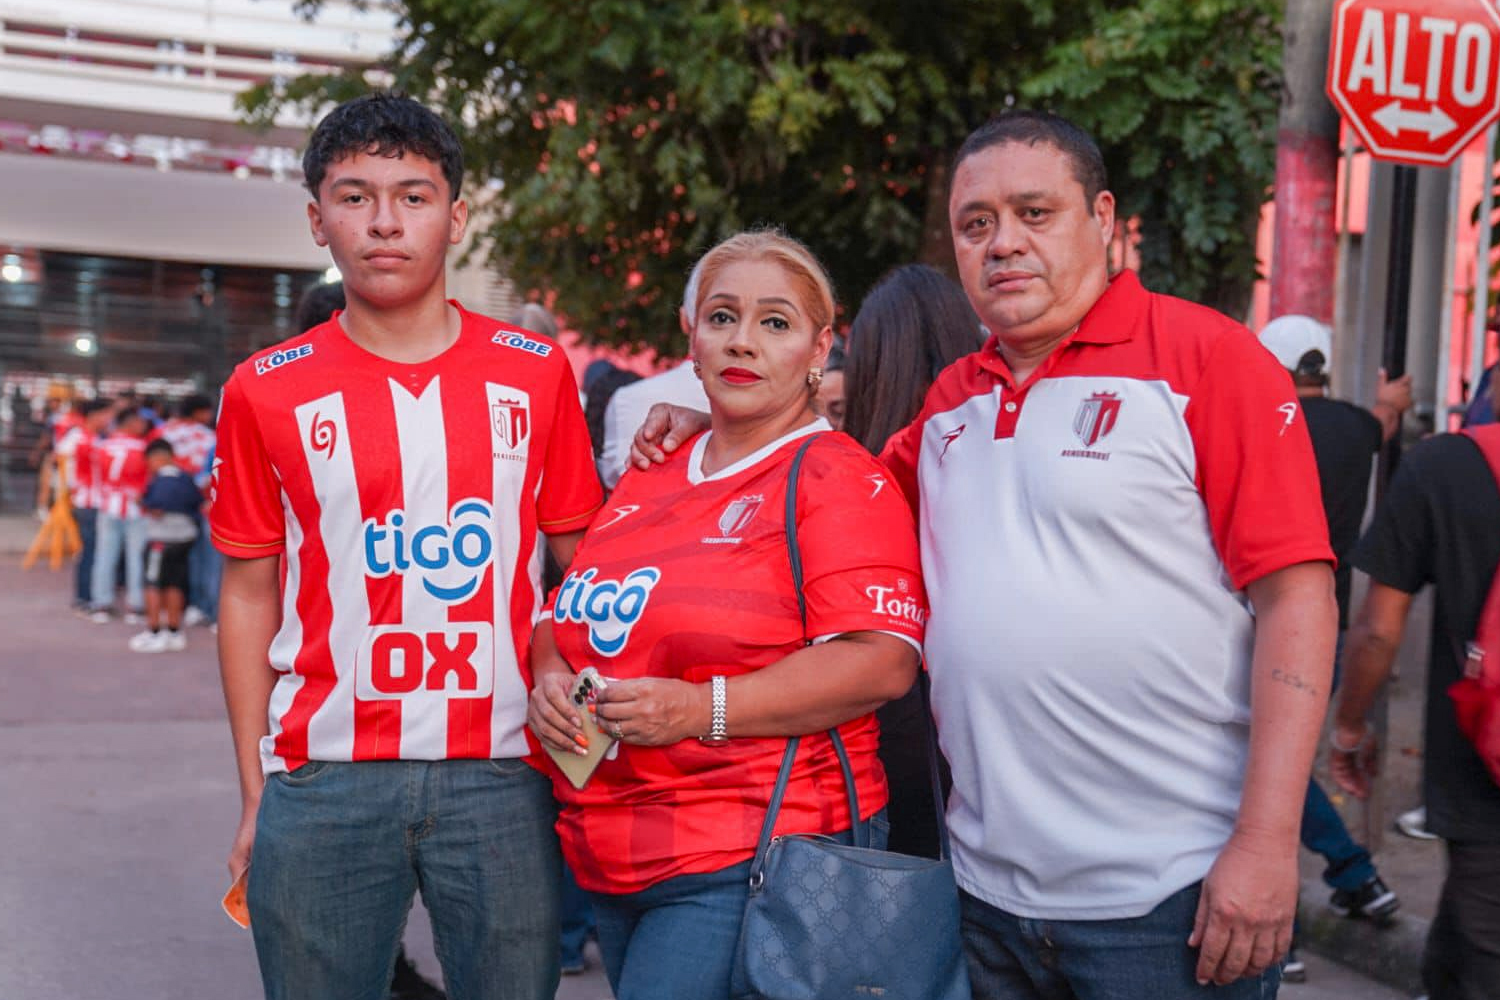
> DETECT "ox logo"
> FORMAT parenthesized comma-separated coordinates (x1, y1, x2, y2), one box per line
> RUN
(554, 566, 662, 657)
(355, 623, 496, 699)
(1073, 392, 1122, 448)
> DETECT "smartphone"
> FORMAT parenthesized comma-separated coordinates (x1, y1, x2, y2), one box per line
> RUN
(543, 668, 618, 790)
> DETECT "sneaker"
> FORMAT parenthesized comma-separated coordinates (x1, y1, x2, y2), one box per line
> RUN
(1395, 806, 1438, 841)
(130, 630, 169, 653)
(128, 629, 161, 652)
(1330, 876, 1401, 923)
(89, 610, 112, 624)
(1281, 947, 1307, 983)
(560, 956, 587, 976)
(389, 951, 446, 1000)
(183, 606, 207, 627)
(123, 611, 145, 626)
(162, 630, 187, 652)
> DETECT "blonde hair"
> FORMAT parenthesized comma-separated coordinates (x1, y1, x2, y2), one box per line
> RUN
(691, 229, 836, 334)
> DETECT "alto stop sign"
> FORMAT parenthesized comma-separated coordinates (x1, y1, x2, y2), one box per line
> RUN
(1327, 0, 1500, 166)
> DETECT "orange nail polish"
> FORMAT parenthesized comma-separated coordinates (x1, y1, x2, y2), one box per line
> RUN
(573, 733, 589, 750)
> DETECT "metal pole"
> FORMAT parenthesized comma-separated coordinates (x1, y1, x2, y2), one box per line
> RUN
(1471, 126, 1498, 418)
(1434, 165, 1461, 431)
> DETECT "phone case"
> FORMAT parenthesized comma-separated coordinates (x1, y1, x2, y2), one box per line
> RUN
(543, 671, 618, 789)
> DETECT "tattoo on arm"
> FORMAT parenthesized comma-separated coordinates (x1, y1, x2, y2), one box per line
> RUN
(1271, 667, 1322, 698)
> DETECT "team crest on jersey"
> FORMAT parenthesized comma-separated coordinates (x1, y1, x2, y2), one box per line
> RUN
(492, 398, 530, 451)
(308, 412, 338, 459)
(554, 566, 662, 656)
(706, 494, 763, 545)
(362, 499, 496, 603)
(254, 343, 314, 376)
(1063, 392, 1120, 462)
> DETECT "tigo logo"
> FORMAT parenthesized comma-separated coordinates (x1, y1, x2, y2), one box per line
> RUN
(491, 330, 553, 357)
(362, 499, 495, 603)
(554, 566, 661, 656)
(255, 344, 314, 375)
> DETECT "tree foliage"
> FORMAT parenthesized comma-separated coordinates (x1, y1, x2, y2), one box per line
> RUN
(245, 0, 1282, 351)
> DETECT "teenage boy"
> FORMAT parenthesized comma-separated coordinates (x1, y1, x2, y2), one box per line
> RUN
(211, 94, 602, 1000)
(131, 438, 200, 653)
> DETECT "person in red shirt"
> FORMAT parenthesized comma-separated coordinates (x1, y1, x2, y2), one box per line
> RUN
(527, 231, 926, 1000)
(89, 406, 150, 620)
(59, 398, 115, 611)
(211, 94, 601, 1000)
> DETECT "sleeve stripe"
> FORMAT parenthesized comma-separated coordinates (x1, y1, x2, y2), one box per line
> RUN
(539, 502, 602, 529)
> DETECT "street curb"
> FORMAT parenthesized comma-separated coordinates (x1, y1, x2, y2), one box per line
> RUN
(1299, 875, 1426, 996)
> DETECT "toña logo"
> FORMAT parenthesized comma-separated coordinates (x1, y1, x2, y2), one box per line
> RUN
(362, 498, 495, 603)
(554, 566, 662, 656)
(492, 398, 530, 451)
(308, 412, 337, 459)
(1073, 391, 1122, 448)
(254, 343, 314, 376)
(866, 581, 928, 626)
(491, 330, 554, 357)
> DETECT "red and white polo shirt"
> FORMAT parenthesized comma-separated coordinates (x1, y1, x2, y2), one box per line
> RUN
(94, 432, 148, 519)
(210, 305, 603, 773)
(547, 422, 926, 894)
(883, 270, 1333, 920)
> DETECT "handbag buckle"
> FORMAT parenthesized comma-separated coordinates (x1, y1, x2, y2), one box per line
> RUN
(1465, 642, 1485, 680)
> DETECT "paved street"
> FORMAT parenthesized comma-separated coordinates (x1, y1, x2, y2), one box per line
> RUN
(0, 549, 1416, 999)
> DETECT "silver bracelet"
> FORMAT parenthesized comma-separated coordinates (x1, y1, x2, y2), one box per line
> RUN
(699, 675, 729, 746)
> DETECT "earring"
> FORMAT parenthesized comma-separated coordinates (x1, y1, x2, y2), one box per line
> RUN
(807, 367, 824, 388)
(692, 360, 702, 378)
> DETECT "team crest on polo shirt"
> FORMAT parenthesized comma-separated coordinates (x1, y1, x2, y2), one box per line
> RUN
(705, 494, 763, 545)
(1062, 391, 1121, 461)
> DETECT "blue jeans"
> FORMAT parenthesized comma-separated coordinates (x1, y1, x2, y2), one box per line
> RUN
(559, 863, 594, 967)
(188, 516, 220, 620)
(590, 811, 889, 1000)
(1301, 777, 1375, 891)
(91, 512, 145, 611)
(248, 759, 561, 1000)
(72, 507, 96, 605)
(961, 882, 1282, 1000)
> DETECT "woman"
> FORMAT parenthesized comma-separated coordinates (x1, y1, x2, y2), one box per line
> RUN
(527, 230, 927, 1000)
(843, 263, 982, 858)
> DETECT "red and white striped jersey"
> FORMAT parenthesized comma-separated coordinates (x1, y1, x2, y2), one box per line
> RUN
(56, 425, 97, 508)
(210, 305, 603, 773)
(159, 418, 216, 480)
(94, 433, 148, 518)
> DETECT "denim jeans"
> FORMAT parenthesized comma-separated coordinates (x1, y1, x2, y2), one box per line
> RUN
(961, 882, 1281, 1000)
(248, 759, 561, 1000)
(187, 516, 220, 620)
(559, 863, 594, 967)
(91, 512, 145, 611)
(590, 810, 889, 1000)
(1301, 777, 1375, 891)
(72, 507, 96, 605)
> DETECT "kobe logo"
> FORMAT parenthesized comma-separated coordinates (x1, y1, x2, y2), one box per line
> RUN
(309, 412, 338, 458)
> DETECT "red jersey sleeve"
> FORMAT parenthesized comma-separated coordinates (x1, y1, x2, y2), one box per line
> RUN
(537, 356, 604, 535)
(1184, 329, 1334, 590)
(794, 436, 927, 646)
(878, 419, 921, 520)
(209, 373, 287, 559)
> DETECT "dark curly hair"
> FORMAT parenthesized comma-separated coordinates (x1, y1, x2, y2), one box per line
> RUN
(302, 92, 464, 201)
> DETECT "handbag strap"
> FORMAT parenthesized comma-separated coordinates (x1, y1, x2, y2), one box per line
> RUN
(1459, 426, 1500, 682)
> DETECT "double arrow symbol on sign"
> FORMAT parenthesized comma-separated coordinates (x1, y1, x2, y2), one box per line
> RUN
(1372, 100, 1459, 139)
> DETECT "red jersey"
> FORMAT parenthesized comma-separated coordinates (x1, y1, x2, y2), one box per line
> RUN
(56, 425, 97, 508)
(209, 306, 603, 773)
(548, 423, 927, 894)
(159, 417, 215, 480)
(94, 433, 148, 518)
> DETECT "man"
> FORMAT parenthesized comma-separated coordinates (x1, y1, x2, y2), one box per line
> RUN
(1332, 374, 1500, 1000)
(211, 93, 602, 1000)
(595, 263, 708, 489)
(58, 398, 114, 612)
(636, 111, 1336, 997)
(89, 406, 150, 623)
(159, 394, 219, 627)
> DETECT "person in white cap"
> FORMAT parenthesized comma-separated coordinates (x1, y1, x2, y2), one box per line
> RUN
(1257, 314, 1411, 980)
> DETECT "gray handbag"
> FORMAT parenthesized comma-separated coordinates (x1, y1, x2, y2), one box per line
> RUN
(729, 433, 970, 1000)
